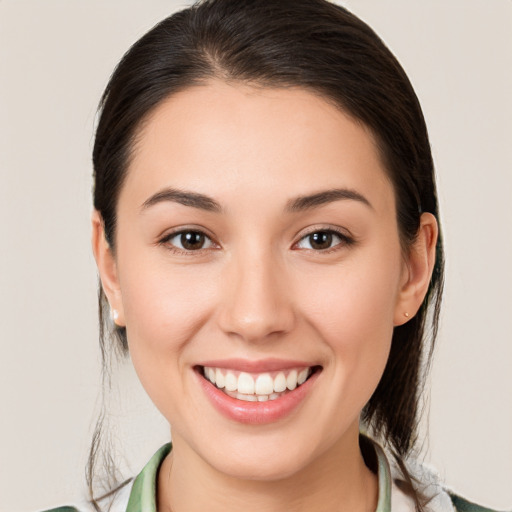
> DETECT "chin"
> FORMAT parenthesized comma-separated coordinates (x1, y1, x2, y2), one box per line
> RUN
(215, 457, 305, 482)
(201, 435, 316, 482)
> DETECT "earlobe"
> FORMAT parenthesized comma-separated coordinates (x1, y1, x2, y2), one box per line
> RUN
(394, 213, 438, 326)
(91, 210, 126, 327)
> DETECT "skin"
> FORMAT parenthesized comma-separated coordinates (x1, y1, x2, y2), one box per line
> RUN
(92, 80, 437, 512)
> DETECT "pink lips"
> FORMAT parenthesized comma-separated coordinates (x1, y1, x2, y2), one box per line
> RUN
(195, 359, 321, 425)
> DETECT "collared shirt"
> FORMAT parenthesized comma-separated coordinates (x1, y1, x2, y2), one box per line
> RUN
(44, 439, 500, 512)
(113, 442, 401, 512)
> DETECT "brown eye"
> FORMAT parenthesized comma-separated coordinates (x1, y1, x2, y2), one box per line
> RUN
(181, 231, 206, 250)
(308, 232, 333, 250)
(295, 230, 350, 251)
(164, 230, 214, 251)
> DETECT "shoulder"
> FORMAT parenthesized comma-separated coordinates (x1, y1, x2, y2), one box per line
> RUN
(41, 507, 85, 512)
(38, 443, 170, 512)
(388, 451, 504, 512)
(448, 492, 507, 512)
(40, 478, 134, 512)
(41, 508, 82, 512)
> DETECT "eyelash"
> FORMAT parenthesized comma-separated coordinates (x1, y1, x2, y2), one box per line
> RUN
(158, 229, 218, 255)
(158, 227, 355, 255)
(293, 227, 355, 253)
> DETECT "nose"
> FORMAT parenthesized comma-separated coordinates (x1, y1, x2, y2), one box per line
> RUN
(216, 249, 296, 343)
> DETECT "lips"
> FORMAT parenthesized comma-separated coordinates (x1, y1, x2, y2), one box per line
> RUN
(195, 360, 322, 424)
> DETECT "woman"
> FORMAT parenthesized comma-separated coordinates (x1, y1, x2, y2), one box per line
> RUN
(43, 0, 501, 511)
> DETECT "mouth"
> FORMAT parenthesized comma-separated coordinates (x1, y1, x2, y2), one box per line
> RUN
(197, 365, 322, 402)
(194, 362, 322, 424)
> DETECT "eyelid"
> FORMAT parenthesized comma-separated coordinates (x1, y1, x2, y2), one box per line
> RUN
(157, 226, 220, 254)
(156, 224, 355, 255)
(292, 225, 355, 251)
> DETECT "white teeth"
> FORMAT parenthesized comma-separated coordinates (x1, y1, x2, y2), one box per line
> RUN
(202, 366, 315, 399)
(215, 368, 225, 389)
(237, 372, 255, 395)
(286, 369, 298, 390)
(297, 368, 309, 385)
(236, 392, 257, 402)
(273, 372, 287, 393)
(255, 374, 274, 395)
(225, 372, 238, 391)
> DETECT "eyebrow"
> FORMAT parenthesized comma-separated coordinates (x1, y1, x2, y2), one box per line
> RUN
(141, 188, 222, 213)
(285, 188, 373, 212)
(140, 186, 372, 214)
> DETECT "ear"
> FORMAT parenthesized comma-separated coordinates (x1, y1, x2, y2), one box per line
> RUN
(91, 210, 126, 327)
(394, 212, 438, 326)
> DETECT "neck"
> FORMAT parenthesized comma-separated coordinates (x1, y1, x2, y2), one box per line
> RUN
(157, 424, 378, 512)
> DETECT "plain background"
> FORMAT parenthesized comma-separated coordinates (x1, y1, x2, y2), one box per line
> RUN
(1, 1, 511, 511)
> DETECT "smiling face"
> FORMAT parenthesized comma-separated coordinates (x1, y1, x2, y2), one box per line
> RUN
(93, 80, 432, 481)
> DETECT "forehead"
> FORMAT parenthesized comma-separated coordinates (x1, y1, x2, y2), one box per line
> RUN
(123, 80, 393, 212)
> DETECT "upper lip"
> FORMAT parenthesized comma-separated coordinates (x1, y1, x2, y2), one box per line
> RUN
(196, 358, 318, 373)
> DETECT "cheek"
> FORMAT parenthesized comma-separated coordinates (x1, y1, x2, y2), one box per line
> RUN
(116, 253, 219, 415)
(295, 248, 402, 399)
(299, 249, 401, 337)
(120, 255, 217, 349)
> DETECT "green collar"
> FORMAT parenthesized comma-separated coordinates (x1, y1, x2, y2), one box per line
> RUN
(373, 441, 393, 512)
(125, 439, 392, 512)
(126, 443, 172, 512)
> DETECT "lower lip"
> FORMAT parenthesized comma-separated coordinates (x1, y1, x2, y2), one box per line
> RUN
(196, 368, 321, 425)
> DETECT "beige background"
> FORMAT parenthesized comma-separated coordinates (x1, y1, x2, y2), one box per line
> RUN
(1, 1, 511, 511)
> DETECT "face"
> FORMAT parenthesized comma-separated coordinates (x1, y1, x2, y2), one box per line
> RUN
(96, 80, 426, 481)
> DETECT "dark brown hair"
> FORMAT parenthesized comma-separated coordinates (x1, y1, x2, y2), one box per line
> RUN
(89, 0, 444, 510)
